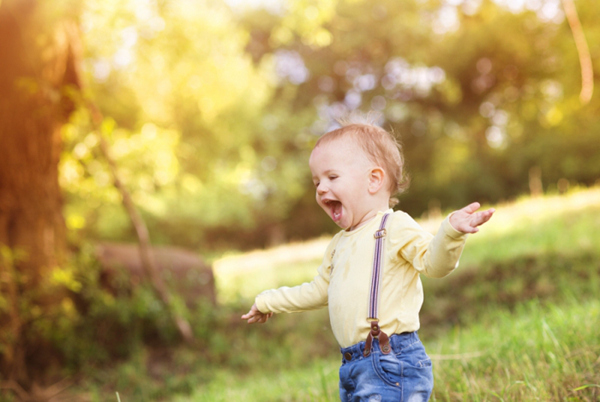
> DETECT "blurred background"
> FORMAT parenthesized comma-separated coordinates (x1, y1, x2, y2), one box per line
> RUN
(0, 0, 599, 400)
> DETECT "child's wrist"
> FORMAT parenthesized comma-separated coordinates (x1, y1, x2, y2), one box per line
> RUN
(445, 213, 467, 236)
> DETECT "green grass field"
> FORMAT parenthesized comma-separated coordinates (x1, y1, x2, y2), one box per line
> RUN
(75, 187, 600, 401)
(177, 298, 600, 401)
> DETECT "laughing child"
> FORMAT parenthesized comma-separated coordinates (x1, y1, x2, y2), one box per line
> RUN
(242, 117, 494, 401)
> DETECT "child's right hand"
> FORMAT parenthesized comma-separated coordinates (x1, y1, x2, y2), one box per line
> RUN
(449, 202, 495, 234)
(241, 303, 273, 324)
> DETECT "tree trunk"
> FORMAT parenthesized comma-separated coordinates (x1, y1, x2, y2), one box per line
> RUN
(0, 0, 81, 387)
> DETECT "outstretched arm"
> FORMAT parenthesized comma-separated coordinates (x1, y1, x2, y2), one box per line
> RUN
(449, 202, 495, 234)
(241, 303, 273, 324)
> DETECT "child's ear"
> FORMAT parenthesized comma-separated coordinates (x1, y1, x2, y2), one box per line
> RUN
(368, 167, 385, 194)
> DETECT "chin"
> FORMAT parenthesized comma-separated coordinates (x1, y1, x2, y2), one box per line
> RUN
(337, 220, 352, 230)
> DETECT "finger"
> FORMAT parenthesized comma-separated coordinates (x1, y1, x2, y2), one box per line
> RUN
(462, 202, 481, 214)
(471, 208, 495, 227)
(258, 312, 274, 324)
(242, 304, 259, 319)
(241, 310, 255, 320)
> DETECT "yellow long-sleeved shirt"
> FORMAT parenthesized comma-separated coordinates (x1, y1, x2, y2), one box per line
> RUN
(255, 209, 467, 348)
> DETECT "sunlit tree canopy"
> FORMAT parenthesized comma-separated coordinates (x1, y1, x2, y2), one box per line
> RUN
(50, 0, 600, 251)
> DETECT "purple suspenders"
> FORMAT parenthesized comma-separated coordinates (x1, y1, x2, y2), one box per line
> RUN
(364, 212, 392, 357)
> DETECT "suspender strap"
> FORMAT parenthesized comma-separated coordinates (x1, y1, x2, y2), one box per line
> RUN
(364, 213, 392, 357)
(368, 213, 391, 321)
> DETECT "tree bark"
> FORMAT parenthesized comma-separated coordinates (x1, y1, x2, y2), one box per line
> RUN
(0, 0, 81, 387)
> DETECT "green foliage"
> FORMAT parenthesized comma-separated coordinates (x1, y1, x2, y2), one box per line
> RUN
(240, 0, 600, 221)
(0, 242, 193, 383)
(55, 0, 600, 252)
(0, 251, 193, 399)
(0, 246, 25, 357)
(58, 0, 329, 251)
(54, 0, 600, 253)
(0, 245, 91, 373)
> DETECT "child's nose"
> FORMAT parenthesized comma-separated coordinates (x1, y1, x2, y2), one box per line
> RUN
(317, 183, 327, 195)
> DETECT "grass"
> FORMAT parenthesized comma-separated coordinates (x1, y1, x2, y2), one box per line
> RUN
(60, 186, 600, 401)
(213, 186, 600, 304)
(457, 187, 600, 267)
(173, 359, 340, 402)
(172, 298, 600, 401)
(213, 237, 330, 304)
(429, 298, 600, 401)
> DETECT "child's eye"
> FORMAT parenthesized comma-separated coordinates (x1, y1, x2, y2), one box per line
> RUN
(314, 181, 320, 188)
(329, 175, 337, 180)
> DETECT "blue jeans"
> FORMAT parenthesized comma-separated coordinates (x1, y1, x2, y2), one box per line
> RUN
(339, 332, 433, 402)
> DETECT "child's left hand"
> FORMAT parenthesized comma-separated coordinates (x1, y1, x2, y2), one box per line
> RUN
(241, 303, 273, 324)
(449, 202, 495, 234)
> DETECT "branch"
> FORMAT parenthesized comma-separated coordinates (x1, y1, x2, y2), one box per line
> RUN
(0, 380, 29, 401)
(88, 103, 193, 343)
(562, 0, 593, 105)
(0, 378, 73, 401)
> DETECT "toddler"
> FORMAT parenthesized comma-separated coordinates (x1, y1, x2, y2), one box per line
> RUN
(242, 118, 494, 401)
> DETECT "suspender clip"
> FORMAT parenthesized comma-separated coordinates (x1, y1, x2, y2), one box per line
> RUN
(374, 228, 387, 239)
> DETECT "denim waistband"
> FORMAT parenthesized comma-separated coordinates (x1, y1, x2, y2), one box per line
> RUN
(340, 332, 420, 362)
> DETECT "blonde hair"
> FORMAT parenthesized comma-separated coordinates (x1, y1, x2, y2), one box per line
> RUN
(315, 113, 410, 206)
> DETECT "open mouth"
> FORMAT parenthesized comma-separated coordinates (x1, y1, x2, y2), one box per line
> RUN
(323, 199, 342, 222)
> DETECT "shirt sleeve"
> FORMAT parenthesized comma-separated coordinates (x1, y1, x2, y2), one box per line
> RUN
(389, 212, 468, 278)
(254, 233, 340, 314)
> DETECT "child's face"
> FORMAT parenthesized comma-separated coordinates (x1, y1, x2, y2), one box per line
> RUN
(309, 138, 380, 230)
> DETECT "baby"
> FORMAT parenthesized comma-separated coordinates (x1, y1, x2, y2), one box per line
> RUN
(242, 118, 494, 401)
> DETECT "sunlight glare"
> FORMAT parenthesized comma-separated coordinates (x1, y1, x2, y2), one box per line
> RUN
(433, 5, 460, 35)
(224, 0, 285, 14)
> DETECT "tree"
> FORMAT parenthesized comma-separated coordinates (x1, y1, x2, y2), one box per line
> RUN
(62, 0, 293, 250)
(0, 0, 82, 391)
(239, 0, 600, 219)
